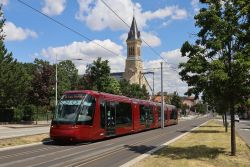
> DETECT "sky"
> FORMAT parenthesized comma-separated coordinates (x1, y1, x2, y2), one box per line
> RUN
(1, 0, 202, 96)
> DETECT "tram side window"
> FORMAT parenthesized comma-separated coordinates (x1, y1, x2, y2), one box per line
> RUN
(157, 106, 161, 121)
(116, 102, 132, 126)
(140, 105, 147, 124)
(100, 100, 106, 128)
(173, 109, 177, 119)
(170, 109, 174, 119)
(165, 108, 169, 120)
(149, 106, 154, 123)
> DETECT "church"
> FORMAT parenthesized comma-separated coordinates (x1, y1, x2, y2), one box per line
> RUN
(112, 17, 145, 86)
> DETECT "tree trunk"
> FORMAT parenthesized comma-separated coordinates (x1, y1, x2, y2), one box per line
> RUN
(230, 104, 236, 156)
(222, 114, 225, 126)
(225, 112, 228, 132)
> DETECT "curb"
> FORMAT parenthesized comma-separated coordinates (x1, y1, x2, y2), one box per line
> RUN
(119, 120, 210, 167)
(3, 124, 50, 129)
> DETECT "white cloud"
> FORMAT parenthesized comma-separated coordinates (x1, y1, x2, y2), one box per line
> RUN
(143, 49, 188, 96)
(38, 43, 188, 95)
(141, 32, 161, 47)
(39, 39, 125, 74)
(75, 0, 188, 31)
(191, 0, 200, 13)
(161, 49, 188, 66)
(120, 31, 161, 47)
(143, 6, 188, 20)
(0, 0, 8, 6)
(3, 21, 38, 41)
(42, 0, 66, 16)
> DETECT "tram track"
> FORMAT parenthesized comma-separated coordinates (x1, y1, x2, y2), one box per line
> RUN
(0, 117, 210, 167)
(66, 118, 209, 167)
(28, 129, 172, 167)
(52, 119, 206, 167)
(61, 132, 169, 167)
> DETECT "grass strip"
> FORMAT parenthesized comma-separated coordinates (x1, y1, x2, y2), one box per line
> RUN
(0, 134, 50, 148)
(133, 120, 250, 167)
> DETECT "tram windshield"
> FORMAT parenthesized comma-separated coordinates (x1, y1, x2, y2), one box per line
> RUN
(53, 93, 96, 124)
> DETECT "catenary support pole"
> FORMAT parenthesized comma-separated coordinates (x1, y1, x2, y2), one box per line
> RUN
(161, 62, 164, 129)
(55, 55, 58, 107)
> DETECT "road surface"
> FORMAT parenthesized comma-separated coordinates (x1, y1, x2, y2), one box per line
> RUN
(236, 120, 250, 147)
(0, 117, 210, 167)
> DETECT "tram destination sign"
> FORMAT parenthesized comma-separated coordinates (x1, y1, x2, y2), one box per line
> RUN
(64, 93, 85, 100)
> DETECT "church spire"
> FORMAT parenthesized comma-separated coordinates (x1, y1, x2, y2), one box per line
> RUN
(127, 17, 141, 41)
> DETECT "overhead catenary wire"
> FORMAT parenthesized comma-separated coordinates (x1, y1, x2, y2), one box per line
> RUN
(100, 0, 179, 69)
(17, 0, 120, 58)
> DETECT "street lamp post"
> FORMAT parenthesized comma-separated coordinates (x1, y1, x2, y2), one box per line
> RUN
(55, 56, 83, 106)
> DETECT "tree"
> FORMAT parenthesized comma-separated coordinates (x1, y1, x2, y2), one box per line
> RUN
(193, 102, 207, 114)
(81, 57, 121, 94)
(30, 59, 55, 107)
(103, 76, 121, 94)
(0, 7, 31, 109)
(179, 0, 250, 155)
(119, 79, 149, 99)
(58, 60, 79, 90)
(170, 91, 181, 109)
(56, 60, 79, 98)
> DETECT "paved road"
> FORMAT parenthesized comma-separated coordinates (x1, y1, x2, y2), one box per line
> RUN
(0, 126, 50, 139)
(236, 120, 250, 147)
(0, 117, 210, 167)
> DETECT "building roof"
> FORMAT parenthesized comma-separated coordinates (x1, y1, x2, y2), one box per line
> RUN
(111, 72, 124, 81)
(127, 17, 141, 41)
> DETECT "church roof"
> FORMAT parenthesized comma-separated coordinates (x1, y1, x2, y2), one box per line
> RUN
(127, 17, 141, 41)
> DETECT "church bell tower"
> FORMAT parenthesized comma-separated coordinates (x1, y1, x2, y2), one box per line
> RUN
(123, 17, 144, 86)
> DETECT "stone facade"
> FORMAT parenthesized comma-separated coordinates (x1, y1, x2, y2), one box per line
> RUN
(123, 17, 145, 86)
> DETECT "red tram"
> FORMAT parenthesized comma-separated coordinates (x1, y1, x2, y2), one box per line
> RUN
(50, 90, 178, 142)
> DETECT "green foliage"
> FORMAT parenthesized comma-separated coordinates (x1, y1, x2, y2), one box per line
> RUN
(179, 0, 250, 155)
(103, 76, 121, 94)
(0, 7, 31, 108)
(171, 91, 182, 109)
(30, 59, 55, 106)
(119, 79, 149, 99)
(22, 104, 36, 121)
(193, 102, 207, 114)
(13, 107, 23, 122)
(179, 0, 250, 112)
(81, 57, 110, 91)
(57, 60, 79, 91)
(81, 57, 122, 94)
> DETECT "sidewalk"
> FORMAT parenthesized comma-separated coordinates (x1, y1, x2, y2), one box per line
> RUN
(0, 121, 51, 129)
(0, 121, 50, 140)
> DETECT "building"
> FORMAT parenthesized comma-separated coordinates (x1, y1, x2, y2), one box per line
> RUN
(111, 17, 145, 86)
(181, 96, 198, 108)
(123, 16, 145, 86)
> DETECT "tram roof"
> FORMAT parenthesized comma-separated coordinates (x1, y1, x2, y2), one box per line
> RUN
(63, 90, 176, 108)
